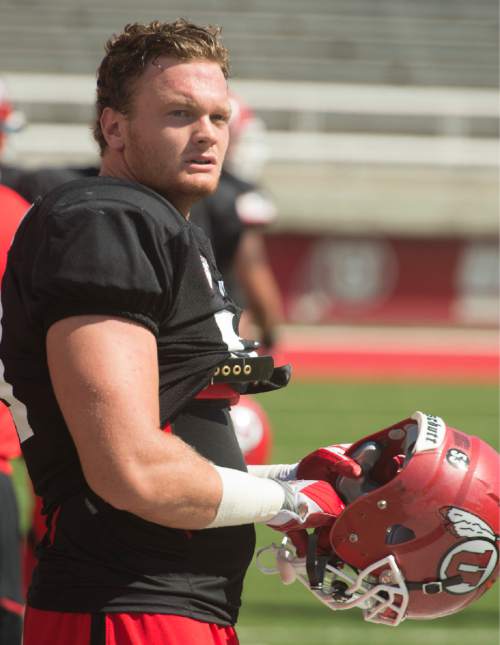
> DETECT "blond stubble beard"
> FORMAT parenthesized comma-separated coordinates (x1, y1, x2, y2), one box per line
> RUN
(126, 129, 222, 209)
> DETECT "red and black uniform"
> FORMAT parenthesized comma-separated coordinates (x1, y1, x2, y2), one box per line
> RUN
(0, 177, 279, 642)
(0, 183, 29, 644)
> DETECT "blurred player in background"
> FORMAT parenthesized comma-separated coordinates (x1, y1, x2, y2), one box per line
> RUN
(191, 93, 283, 466)
(0, 183, 29, 644)
(191, 93, 284, 351)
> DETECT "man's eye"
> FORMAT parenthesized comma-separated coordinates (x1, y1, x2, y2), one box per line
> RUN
(211, 114, 229, 124)
(171, 110, 190, 118)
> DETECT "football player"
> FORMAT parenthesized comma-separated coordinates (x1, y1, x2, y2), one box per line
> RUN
(0, 20, 347, 645)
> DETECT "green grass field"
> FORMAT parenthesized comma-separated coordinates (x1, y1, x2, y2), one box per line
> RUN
(237, 379, 499, 645)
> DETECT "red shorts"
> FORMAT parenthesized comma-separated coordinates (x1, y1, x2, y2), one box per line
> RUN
(23, 608, 239, 645)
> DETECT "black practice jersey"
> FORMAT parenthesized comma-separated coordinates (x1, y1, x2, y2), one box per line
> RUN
(0, 176, 256, 623)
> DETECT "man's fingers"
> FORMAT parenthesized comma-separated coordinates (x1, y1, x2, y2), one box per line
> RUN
(297, 446, 362, 481)
(287, 529, 309, 558)
(325, 449, 362, 478)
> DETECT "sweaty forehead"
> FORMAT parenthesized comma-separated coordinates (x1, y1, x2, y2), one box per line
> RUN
(139, 57, 228, 105)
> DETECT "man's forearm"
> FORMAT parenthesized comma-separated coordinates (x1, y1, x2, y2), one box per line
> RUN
(92, 430, 223, 529)
(96, 431, 286, 530)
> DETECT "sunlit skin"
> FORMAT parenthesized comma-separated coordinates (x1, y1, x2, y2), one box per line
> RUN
(99, 56, 231, 217)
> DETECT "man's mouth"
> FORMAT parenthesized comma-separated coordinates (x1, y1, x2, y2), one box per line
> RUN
(187, 157, 216, 166)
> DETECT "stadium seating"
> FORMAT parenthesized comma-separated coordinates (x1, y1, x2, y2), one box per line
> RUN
(0, 0, 498, 236)
(0, 0, 498, 85)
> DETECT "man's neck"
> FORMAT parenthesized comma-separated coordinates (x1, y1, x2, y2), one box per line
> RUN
(99, 157, 191, 219)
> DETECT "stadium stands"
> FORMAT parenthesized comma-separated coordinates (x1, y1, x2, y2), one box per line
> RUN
(0, 0, 498, 86)
(0, 0, 498, 236)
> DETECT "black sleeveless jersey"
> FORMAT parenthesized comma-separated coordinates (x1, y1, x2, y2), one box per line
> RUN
(0, 176, 256, 623)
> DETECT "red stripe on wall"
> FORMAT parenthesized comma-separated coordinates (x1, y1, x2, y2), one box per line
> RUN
(274, 346, 499, 382)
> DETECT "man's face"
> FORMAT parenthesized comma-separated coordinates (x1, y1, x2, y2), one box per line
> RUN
(121, 57, 230, 215)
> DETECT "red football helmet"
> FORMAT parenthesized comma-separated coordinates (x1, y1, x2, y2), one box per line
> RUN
(230, 396, 272, 465)
(257, 411, 499, 626)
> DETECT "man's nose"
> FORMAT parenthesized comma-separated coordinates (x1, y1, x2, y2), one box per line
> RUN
(193, 116, 218, 145)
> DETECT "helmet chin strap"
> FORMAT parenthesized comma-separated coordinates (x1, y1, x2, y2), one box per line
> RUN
(305, 531, 330, 589)
(406, 575, 464, 595)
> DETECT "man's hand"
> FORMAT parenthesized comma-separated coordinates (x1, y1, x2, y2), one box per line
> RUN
(296, 444, 362, 483)
(287, 525, 333, 559)
(266, 479, 345, 533)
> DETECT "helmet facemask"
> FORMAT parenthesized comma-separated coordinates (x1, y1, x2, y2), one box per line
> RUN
(257, 536, 409, 626)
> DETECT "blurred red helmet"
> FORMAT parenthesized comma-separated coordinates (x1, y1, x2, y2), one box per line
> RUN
(0, 79, 25, 134)
(228, 92, 256, 140)
(230, 395, 272, 465)
(225, 92, 269, 182)
(0, 184, 29, 276)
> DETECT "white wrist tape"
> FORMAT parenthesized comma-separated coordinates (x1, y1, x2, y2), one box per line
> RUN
(205, 466, 285, 528)
(247, 463, 298, 481)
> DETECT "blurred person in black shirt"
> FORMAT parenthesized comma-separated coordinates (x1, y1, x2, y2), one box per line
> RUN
(191, 93, 284, 351)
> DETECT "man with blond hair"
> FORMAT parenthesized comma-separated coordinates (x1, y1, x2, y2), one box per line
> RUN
(0, 20, 354, 644)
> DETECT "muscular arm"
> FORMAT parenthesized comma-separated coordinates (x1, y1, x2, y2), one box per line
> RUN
(46, 315, 222, 530)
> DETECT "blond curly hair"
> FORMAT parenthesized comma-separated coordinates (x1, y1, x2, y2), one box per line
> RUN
(93, 19, 230, 153)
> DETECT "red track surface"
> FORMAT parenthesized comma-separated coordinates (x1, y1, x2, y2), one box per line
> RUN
(272, 327, 499, 382)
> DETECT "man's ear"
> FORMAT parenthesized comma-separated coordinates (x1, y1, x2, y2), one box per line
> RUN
(100, 107, 127, 151)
